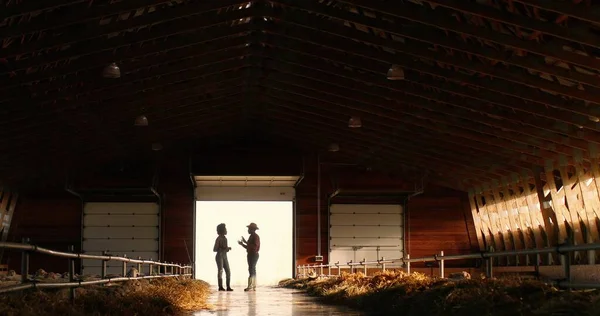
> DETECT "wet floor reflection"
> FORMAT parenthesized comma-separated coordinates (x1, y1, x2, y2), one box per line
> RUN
(194, 286, 364, 316)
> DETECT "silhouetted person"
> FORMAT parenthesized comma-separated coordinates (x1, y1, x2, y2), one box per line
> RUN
(214, 223, 233, 291)
(238, 222, 260, 291)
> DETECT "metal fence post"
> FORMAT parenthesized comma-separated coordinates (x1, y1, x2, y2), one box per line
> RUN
(149, 261, 153, 276)
(327, 264, 331, 277)
(101, 251, 108, 279)
(336, 262, 340, 276)
(68, 245, 75, 302)
(349, 260, 354, 274)
(439, 251, 445, 278)
(406, 254, 411, 274)
(534, 253, 541, 279)
(137, 257, 142, 275)
(486, 246, 494, 278)
(21, 238, 30, 284)
(363, 258, 367, 275)
(381, 257, 386, 272)
(122, 254, 127, 277)
(562, 238, 572, 291)
(320, 264, 323, 276)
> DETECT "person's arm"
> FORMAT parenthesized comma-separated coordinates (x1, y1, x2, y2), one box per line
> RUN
(213, 237, 220, 252)
(224, 237, 231, 251)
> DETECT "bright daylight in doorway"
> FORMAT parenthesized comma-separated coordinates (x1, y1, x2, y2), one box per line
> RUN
(194, 201, 293, 287)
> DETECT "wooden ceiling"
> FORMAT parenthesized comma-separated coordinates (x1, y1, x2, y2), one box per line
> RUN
(1, 0, 600, 190)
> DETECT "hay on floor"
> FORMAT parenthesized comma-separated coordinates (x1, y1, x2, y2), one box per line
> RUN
(280, 270, 600, 316)
(0, 277, 210, 316)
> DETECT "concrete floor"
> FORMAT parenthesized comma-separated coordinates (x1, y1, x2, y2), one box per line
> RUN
(193, 286, 364, 316)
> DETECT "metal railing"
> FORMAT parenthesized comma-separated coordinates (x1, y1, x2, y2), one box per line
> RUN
(0, 238, 193, 298)
(297, 239, 600, 290)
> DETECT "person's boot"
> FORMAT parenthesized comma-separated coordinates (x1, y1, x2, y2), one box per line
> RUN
(226, 278, 233, 291)
(251, 276, 257, 290)
(244, 277, 254, 291)
(218, 278, 225, 291)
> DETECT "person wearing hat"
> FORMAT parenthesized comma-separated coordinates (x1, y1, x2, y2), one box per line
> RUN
(213, 223, 233, 291)
(238, 222, 260, 291)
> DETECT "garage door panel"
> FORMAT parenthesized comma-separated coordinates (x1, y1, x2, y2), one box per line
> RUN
(83, 202, 160, 275)
(82, 251, 161, 269)
(330, 204, 402, 214)
(330, 214, 402, 226)
(330, 225, 403, 238)
(83, 214, 158, 226)
(330, 249, 403, 264)
(84, 239, 158, 252)
(83, 251, 159, 260)
(329, 204, 404, 263)
(196, 186, 295, 201)
(83, 227, 158, 239)
(330, 237, 402, 247)
(84, 203, 159, 214)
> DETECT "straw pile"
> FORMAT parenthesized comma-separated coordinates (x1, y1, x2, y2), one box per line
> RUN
(0, 277, 210, 316)
(280, 271, 600, 316)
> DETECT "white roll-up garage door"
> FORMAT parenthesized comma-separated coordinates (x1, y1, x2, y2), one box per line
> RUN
(82, 202, 159, 276)
(329, 204, 404, 266)
(193, 176, 299, 201)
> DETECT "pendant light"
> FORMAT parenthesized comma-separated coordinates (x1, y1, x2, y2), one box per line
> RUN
(102, 62, 121, 78)
(134, 115, 148, 127)
(328, 143, 340, 152)
(348, 116, 362, 128)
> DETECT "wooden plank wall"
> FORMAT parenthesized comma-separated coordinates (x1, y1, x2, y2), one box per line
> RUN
(407, 189, 478, 267)
(7, 151, 477, 273)
(469, 149, 600, 266)
(6, 192, 81, 273)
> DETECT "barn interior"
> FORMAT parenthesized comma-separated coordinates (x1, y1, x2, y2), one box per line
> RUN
(1, 0, 600, 314)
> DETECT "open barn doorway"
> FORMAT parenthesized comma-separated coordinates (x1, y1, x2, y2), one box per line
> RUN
(192, 176, 298, 287)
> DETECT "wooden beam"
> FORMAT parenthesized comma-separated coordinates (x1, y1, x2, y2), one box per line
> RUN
(512, 0, 600, 24)
(0, 113, 242, 183)
(2, 45, 251, 113)
(531, 167, 560, 254)
(1, 73, 249, 149)
(0, 0, 250, 58)
(0, 23, 255, 99)
(272, 0, 600, 88)
(264, 93, 525, 177)
(261, 53, 581, 162)
(1, 0, 175, 38)
(262, 108, 488, 185)
(0, 0, 80, 19)
(333, 0, 600, 72)
(423, 0, 600, 49)
(259, 21, 600, 128)
(263, 8, 600, 110)
(467, 189, 487, 251)
(260, 46, 594, 151)
(541, 162, 571, 248)
(573, 153, 600, 264)
(0, 95, 248, 163)
(474, 186, 503, 256)
(263, 85, 530, 177)
(507, 176, 548, 263)
(491, 180, 523, 264)
(263, 105, 495, 183)
(263, 118, 469, 189)
(1, 50, 253, 132)
(0, 189, 18, 263)
(260, 122, 463, 189)
(484, 183, 516, 265)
